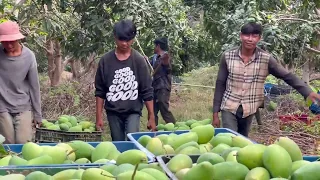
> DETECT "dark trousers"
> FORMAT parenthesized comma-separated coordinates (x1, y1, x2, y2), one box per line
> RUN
(107, 112, 140, 141)
(221, 105, 254, 137)
(154, 89, 176, 125)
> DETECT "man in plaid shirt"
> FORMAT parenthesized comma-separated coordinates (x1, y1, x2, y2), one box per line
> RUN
(212, 22, 320, 137)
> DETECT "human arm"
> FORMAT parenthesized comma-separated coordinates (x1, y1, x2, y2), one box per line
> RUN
(268, 56, 313, 99)
(94, 58, 107, 130)
(137, 55, 156, 130)
(27, 56, 42, 125)
(212, 53, 228, 127)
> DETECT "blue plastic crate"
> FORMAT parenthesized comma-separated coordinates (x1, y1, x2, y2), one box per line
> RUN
(303, 155, 320, 162)
(0, 164, 99, 176)
(127, 128, 257, 160)
(2, 141, 154, 168)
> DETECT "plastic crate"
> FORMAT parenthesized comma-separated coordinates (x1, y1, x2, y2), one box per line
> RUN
(303, 155, 320, 162)
(0, 164, 98, 176)
(2, 141, 154, 168)
(127, 128, 257, 160)
(35, 127, 102, 143)
(156, 154, 320, 180)
(157, 154, 199, 180)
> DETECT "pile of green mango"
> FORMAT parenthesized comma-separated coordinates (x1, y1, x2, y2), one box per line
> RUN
(156, 118, 212, 131)
(0, 140, 149, 168)
(0, 162, 169, 180)
(138, 124, 222, 156)
(164, 134, 320, 180)
(41, 115, 97, 132)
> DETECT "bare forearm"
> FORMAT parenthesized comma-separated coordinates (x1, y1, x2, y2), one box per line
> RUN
(145, 100, 155, 119)
(96, 97, 104, 121)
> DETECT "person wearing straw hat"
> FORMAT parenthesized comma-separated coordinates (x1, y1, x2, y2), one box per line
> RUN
(0, 20, 42, 144)
(95, 19, 156, 141)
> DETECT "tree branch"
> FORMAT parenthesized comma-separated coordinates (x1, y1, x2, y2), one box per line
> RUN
(276, 18, 320, 24)
(305, 46, 320, 54)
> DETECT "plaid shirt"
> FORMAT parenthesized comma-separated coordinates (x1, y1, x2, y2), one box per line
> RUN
(213, 46, 312, 118)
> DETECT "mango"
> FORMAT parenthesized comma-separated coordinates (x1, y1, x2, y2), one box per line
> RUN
(290, 162, 320, 180)
(175, 168, 190, 180)
(41, 146, 67, 164)
(68, 125, 83, 132)
(146, 138, 165, 155)
(237, 144, 267, 169)
(226, 150, 238, 162)
(292, 160, 311, 173)
(191, 124, 215, 144)
(168, 132, 198, 150)
(65, 122, 73, 128)
(186, 119, 197, 127)
(100, 164, 117, 173)
(209, 135, 233, 147)
(156, 124, 165, 131)
(140, 168, 169, 180)
(25, 171, 52, 180)
(167, 154, 193, 173)
(79, 121, 92, 129)
(0, 174, 25, 180)
(94, 159, 110, 164)
(156, 134, 169, 144)
(53, 169, 77, 180)
(245, 167, 270, 180)
(199, 118, 212, 125)
(91, 141, 117, 162)
(58, 116, 69, 124)
(117, 171, 156, 180)
(56, 143, 76, 161)
(68, 140, 95, 159)
(199, 144, 213, 153)
(196, 152, 224, 165)
(47, 125, 60, 130)
(164, 123, 175, 131)
(59, 123, 69, 131)
(216, 132, 236, 138)
(274, 137, 303, 162)
(0, 155, 11, 166)
(175, 141, 199, 153)
(212, 162, 249, 180)
(112, 163, 135, 176)
(232, 136, 254, 148)
(163, 145, 175, 154)
(137, 135, 152, 147)
(22, 142, 43, 160)
(221, 147, 241, 160)
(72, 169, 85, 179)
(262, 144, 292, 178)
(81, 168, 114, 180)
(108, 150, 121, 160)
(75, 158, 91, 164)
(68, 116, 78, 126)
(190, 122, 202, 129)
(178, 146, 201, 155)
(116, 149, 148, 165)
(8, 155, 27, 165)
(211, 143, 231, 154)
(183, 161, 214, 180)
(27, 155, 53, 165)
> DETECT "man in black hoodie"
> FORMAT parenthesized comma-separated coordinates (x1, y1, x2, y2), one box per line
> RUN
(95, 19, 156, 141)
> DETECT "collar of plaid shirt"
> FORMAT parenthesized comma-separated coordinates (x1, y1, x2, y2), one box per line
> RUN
(221, 46, 270, 118)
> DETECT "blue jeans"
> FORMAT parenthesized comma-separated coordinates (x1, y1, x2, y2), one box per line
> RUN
(107, 112, 140, 141)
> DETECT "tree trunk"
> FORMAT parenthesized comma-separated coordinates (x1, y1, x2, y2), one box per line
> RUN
(302, 60, 310, 84)
(47, 40, 63, 87)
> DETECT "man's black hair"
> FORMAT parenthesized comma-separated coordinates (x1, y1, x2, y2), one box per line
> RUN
(154, 37, 169, 51)
(113, 19, 137, 41)
(241, 22, 262, 35)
